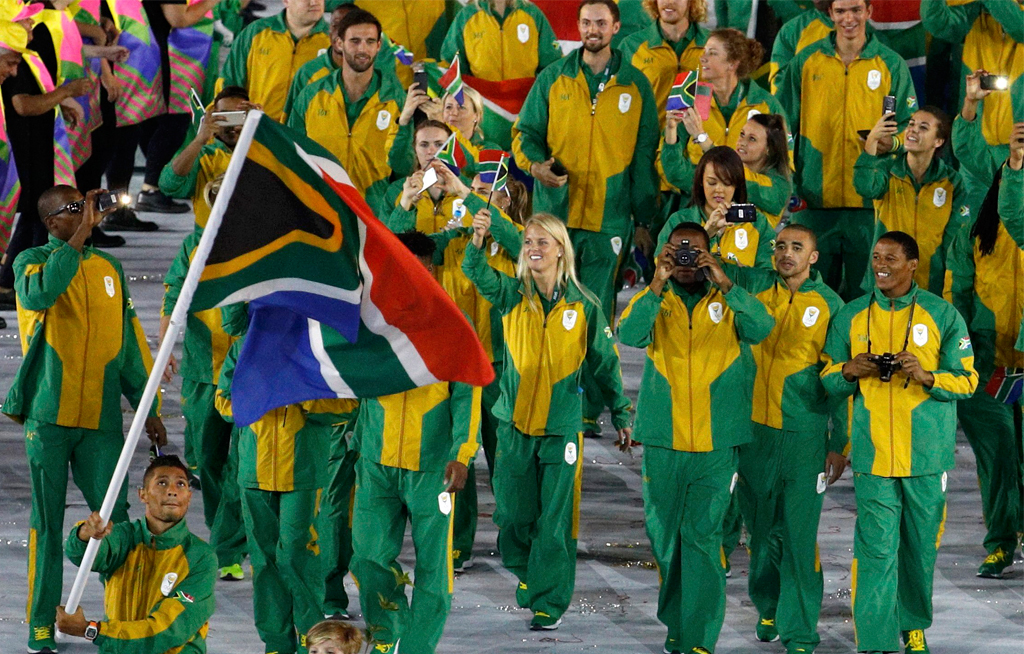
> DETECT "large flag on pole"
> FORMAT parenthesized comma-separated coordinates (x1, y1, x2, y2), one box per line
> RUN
(192, 112, 494, 425)
(463, 74, 533, 151)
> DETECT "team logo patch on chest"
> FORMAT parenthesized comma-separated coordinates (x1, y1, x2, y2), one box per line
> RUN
(912, 323, 929, 347)
(867, 69, 882, 91)
(708, 302, 724, 324)
(161, 572, 178, 596)
(734, 228, 749, 250)
(562, 309, 578, 331)
(746, 108, 761, 121)
(104, 276, 115, 298)
(618, 93, 632, 114)
(517, 23, 530, 43)
(933, 187, 946, 207)
(376, 109, 392, 131)
(610, 236, 622, 255)
(802, 306, 820, 327)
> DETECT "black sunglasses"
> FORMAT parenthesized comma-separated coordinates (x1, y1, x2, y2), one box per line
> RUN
(44, 199, 85, 219)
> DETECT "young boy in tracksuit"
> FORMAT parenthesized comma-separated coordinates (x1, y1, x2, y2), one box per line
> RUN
(726, 225, 846, 651)
(618, 222, 774, 654)
(350, 231, 481, 654)
(821, 231, 978, 653)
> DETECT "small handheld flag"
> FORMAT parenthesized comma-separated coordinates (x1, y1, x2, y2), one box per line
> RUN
(439, 54, 464, 106)
(478, 150, 509, 194)
(434, 132, 467, 175)
(666, 70, 697, 112)
(393, 43, 414, 67)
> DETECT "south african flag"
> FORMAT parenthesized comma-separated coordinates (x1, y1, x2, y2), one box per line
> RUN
(438, 53, 464, 106)
(666, 70, 698, 112)
(434, 132, 467, 175)
(478, 150, 509, 193)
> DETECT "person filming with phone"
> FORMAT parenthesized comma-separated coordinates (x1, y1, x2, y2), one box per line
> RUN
(820, 231, 978, 653)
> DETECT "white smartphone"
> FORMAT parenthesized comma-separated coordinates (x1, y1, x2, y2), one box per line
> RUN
(211, 110, 247, 127)
(421, 166, 439, 191)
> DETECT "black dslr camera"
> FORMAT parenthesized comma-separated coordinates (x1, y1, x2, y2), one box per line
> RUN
(870, 353, 902, 382)
(673, 239, 700, 267)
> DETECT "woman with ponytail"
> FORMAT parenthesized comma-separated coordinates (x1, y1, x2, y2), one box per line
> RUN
(461, 211, 632, 632)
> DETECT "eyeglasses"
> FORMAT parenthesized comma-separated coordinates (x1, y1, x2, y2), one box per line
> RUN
(43, 200, 85, 219)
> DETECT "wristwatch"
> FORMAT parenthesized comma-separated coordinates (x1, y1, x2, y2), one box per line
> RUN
(694, 132, 710, 145)
(84, 621, 100, 642)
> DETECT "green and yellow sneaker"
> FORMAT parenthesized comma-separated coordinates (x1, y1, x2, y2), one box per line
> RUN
(515, 581, 530, 608)
(901, 629, 930, 653)
(692, 648, 712, 654)
(530, 611, 561, 630)
(977, 548, 1014, 578)
(756, 616, 780, 642)
(27, 624, 57, 653)
(219, 563, 244, 581)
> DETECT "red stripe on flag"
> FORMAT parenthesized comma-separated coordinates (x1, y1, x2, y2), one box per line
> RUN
(463, 75, 533, 115)
(533, 0, 581, 41)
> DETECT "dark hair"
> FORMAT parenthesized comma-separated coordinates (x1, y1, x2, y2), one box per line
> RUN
(578, 0, 620, 22)
(915, 104, 951, 151)
(877, 230, 919, 261)
(691, 146, 748, 209)
(971, 166, 1001, 257)
(506, 177, 530, 225)
(708, 28, 764, 79)
(824, 0, 871, 11)
(669, 221, 710, 250)
(746, 113, 791, 179)
(335, 7, 381, 41)
(142, 455, 191, 488)
(778, 223, 818, 250)
(37, 184, 78, 220)
(415, 119, 452, 139)
(396, 230, 437, 260)
(214, 85, 249, 105)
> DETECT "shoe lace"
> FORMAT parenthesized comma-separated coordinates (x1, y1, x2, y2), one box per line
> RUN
(33, 626, 52, 641)
(759, 617, 776, 627)
(983, 550, 1008, 565)
(907, 630, 926, 650)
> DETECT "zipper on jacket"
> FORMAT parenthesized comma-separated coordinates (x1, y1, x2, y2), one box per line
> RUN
(842, 65, 849, 207)
(498, 16, 505, 79)
(523, 308, 551, 432)
(687, 305, 694, 450)
(78, 260, 91, 425)
(398, 392, 407, 467)
(762, 290, 795, 425)
(888, 300, 895, 476)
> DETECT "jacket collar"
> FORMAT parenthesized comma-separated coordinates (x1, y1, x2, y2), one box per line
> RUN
(142, 518, 192, 550)
(871, 280, 920, 310)
(47, 234, 95, 256)
(888, 152, 951, 187)
(640, 19, 705, 49)
(822, 31, 885, 61)
(565, 46, 621, 80)
(267, 10, 328, 40)
(775, 268, 828, 295)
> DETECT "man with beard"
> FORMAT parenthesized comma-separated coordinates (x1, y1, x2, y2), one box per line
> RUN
(513, 0, 659, 439)
(288, 8, 407, 213)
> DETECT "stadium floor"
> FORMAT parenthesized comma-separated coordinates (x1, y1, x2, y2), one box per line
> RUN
(0, 203, 1020, 652)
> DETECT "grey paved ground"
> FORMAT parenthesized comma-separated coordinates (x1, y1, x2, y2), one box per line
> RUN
(0, 200, 1020, 653)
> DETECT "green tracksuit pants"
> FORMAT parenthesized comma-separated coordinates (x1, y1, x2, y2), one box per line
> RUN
(182, 379, 246, 567)
(852, 472, 946, 653)
(572, 227, 629, 434)
(452, 363, 502, 567)
(492, 425, 583, 620)
(792, 208, 873, 301)
(24, 419, 129, 649)
(320, 432, 357, 615)
(241, 487, 324, 654)
(351, 458, 454, 654)
(737, 425, 827, 651)
(209, 427, 246, 568)
(643, 445, 738, 654)
(958, 389, 1024, 555)
(721, 493, 742, 565)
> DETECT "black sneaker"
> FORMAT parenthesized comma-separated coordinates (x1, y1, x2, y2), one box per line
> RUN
(0, 288, 15, 311)
(0, 316, 7, 328)
(103, 207, 159, 232)
(135, 189, 189, 214)
(91, 227, 126, 248)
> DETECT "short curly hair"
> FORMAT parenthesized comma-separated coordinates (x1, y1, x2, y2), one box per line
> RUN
(306, 620, 363, 653)
(642, 0, 707, 23)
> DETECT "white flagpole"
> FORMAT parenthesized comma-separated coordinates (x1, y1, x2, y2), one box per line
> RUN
(64, 111, 263, 613)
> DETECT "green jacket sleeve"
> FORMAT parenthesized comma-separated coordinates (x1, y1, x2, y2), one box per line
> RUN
(722, 283, 775, 344)
(215, 339, 240, 421)
(853, 150, 894, 201)
(998, 163, 1024, 250)
(64, 522, 134, 575)
(722, 263, 776, 295)
(927, 303, 979, 401)
(919, 0, 978, 42)
(220, 20, 258, 89)
(530, 4, 562, 71)
(661, 137, 696, 192)
(615, 287, 660, 348)
(775, 47, 805, 137)
(511, 66, 554, 172)
(95, 545, 217, 654)
(14, 244, 82, 311)
(462, 192, 523, 258)
(388, 121, 416, 178)
(935, 170, 972, 295)
(752, 211, 776, 270)
(427, 229, 462, 265)
(440, 7, 468, 72)
(158, 146, 204, 199)
(630, 76, 661, 229)
(383, 201, 418, 233)
(984, 0, 1024, 42)
(946, 225, 976, 326)
(769, 12, 804, 76)
(746, 168, 792, 219)
(447, 381, 481, 466)
(952, 113, 1001, 186)
(283, 68, 313, 124)
(820, 291, 849, 454)
(461, 240, 522, 313)
(161, 237, 193, 317)
(820, 306, 858, 399)
(583, 299, 632, 430)
(885, 51, 918, 132)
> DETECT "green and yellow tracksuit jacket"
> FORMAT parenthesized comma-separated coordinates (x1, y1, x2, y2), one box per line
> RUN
(952, 92, 1023, 190)
(727, 266, 847, 451)
(162, 230, 237, 386)
(381, 178, 473, 235)
(3, 237, 159, 430)
(461, 242, 632, 436)
(356, 380, 481, 472)
(427, 193, 523, 363)
(617, 21, 709, 123)
(65, 518, 216, 654)
(947, 163, 1024, 379)
(683, 81, 788, 172)
(288, 69, 408, 213)
(216, 339, 353, 492)
(617, 279, 775, 451)
(282, 45, 400, 120)
(853, 151, 970, 296)
(920, 0, 1024, 149)
(158, 140, 232, 231)
(512, 48, 660, 234)
(328, 0, 451, 65)
(821, 284, 978, 477)
(777, 33, 917, 210)
(441, 0, 561, 81)
(220, 11, 331, 122)
(657, 204, 775, 270)
(769, 8, 832, 93)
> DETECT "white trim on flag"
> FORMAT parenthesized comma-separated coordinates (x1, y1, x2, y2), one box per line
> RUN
(294, 145, 357, 190)
(307, 318, 355, 397)
(217, 278, 362, 307)
(868, 19, 921, 30)
(478, 95, 518, 122)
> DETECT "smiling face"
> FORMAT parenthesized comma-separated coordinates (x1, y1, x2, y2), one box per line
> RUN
(871, 238, 917, 295)
(702, 162, 736, 211)
(699, 36, 736, 83)
(523, 224, 562, 276)
(336, 23, 380, 74)
(904, 110, 944, 154)
(657, 0, 690, 25)
(735, 119, 768, 168)
(829, 0, 871, 42)
(442, 95, 478, 137)
(578, 3, 619, 54)
(414, 125, 449, 169)
(773, 227, 818, 280)
(139, 466, 192, 526)
(214, 96, 248, 148)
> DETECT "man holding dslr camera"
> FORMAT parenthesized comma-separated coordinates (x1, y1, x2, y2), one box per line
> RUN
(2, 185, 165, 654)
(618, 222, 774, 654)
(820, 231, 977, 653)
